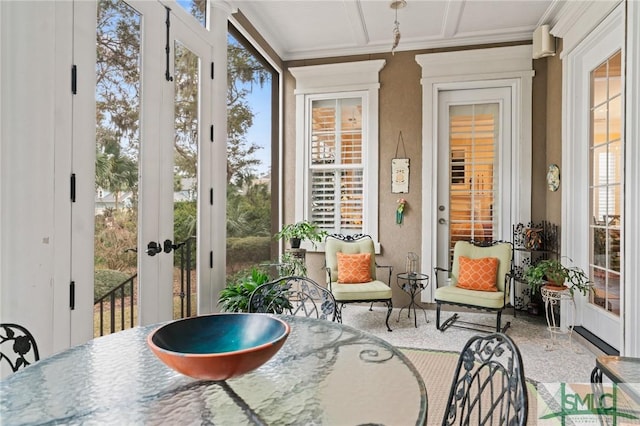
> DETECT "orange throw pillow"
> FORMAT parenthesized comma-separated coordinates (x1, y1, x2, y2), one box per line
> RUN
(456, 256, 499, 292)
(337, 252, 372, 284)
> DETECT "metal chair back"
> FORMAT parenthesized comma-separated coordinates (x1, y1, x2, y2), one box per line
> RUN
(443, 332, 528, 426)
(248, 276, 337, 321)
(1, 323, 40, 373)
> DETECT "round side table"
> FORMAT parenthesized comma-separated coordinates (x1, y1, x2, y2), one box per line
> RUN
(396, 272, 429, 328)
(540, 285, 579, 352)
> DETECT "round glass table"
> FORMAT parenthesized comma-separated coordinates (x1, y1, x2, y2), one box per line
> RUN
(0, 315, 427, 425)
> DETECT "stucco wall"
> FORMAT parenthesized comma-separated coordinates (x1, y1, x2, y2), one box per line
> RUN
(234, 11, 553, 304)
(279, 42, 551, 305)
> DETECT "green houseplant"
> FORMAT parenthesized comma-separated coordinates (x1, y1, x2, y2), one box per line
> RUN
(275, 220, 327, 249)
(219, 267, 272, 312)
(523, 258, 593, 296)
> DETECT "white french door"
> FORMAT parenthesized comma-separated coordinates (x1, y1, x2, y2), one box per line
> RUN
(436, 88, 512, 270)
(94, 0, 213, 327)
(565, 5, 624, 350)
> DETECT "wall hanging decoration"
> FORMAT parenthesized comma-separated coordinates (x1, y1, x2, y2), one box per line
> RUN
(396, 198, 407, 225)
(392, 131, 409, 193)
(547, 164, 560, 192)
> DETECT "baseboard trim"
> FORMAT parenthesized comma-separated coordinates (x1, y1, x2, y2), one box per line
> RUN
(573, 326, 619, 355)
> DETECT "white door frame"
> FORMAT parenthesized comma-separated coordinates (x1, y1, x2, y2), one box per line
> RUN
(416, 46, 534, 302)
(559, 2, 624, 350)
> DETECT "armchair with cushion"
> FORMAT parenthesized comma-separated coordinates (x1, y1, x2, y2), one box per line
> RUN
(433, 240, 513, 333)
(324, 234, 393, 331)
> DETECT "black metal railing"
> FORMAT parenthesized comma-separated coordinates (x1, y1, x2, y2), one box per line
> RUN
(94, 274, 137, 337)
(177, 236, 196, 318)
(93, 236, 196, 337)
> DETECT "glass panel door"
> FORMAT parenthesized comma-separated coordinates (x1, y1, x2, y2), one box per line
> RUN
(589, 51, 623, 316)
(448, 103, 497, 260)
(437, 87, 511, 271)
(93, 0, 213, 332)
(94, 0, 141, 336)
(172, 40, 200, 319)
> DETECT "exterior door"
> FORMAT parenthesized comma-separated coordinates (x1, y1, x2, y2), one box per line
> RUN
(94, 0, 213, 329)
(566, 7, 624, 350)
(436, 88, 512, 270)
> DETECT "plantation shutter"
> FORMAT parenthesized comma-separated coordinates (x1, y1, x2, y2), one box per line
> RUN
(310, 98, 363, 233)
(448, 104, 498, 249)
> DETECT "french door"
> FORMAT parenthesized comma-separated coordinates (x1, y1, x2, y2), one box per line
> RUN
(94, 0, 213, 328)
(436, 88, 512, 269)
(565, 5, 624, 350)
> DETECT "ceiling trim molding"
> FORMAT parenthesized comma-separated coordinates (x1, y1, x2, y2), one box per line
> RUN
(416, 45, 533, 78)
(551, 0, 621, 57)
(441, 0, 464, 38)
(290, 60, 386, 93)
(343, 0, 369, 46)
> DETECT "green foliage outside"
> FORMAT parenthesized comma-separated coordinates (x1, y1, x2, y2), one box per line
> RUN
(218, 267, 271, 312)
(94, 269, 132, 301)
(94, 208, 138, 271)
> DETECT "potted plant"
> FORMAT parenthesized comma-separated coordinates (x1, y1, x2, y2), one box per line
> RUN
(218, 266, 293, 313)
(275, 220, 327, 249)
(523, 258, 593, 296)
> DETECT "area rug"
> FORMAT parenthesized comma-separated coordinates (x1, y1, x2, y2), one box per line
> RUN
(400, 347, 539, 425)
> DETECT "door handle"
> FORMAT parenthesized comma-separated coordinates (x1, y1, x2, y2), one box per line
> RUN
(145, 241, 162, 256)
(438, 218, 447, 225)
(163, 239, 184, 254)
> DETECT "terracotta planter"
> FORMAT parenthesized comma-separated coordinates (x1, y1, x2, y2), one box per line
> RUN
(543, 282, 568, 292)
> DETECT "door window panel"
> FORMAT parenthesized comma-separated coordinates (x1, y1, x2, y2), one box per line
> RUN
(176, 0, 207, 27)
(589, 50, 623, 315)
(173, 41, 199, 319)
(94, 0, 141, 336)
(447, 103, 498, 264)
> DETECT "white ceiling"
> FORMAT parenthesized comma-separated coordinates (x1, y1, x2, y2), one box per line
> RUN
(228, 0, 566, 61)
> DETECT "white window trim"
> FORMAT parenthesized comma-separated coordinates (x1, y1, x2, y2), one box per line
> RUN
(290, 60, 385, 252)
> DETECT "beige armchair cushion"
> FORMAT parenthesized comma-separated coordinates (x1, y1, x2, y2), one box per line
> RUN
(434, 241, 512, 309)
(330, 281, 393, 301)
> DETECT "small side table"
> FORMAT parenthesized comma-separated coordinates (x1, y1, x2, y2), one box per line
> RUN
(396, 272, 429, 328)
(541, 285, 578, 351)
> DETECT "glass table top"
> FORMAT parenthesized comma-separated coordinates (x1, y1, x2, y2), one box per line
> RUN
(1, 315, 427, 425)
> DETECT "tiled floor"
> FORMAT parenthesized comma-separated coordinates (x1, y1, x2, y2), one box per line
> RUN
(340, 304, 599, 384)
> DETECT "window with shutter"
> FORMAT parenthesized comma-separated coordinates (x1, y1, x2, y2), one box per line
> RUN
(309, 98, 364, 233)
(290, 60, 384, 247)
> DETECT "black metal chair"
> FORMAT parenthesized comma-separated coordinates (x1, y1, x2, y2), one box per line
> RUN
(443, 332, 528, 426)
(248, 276, 337, 321)
(1, 323, 40, 373)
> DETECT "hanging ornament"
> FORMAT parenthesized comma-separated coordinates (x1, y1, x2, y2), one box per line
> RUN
(396, 198, 407, 225)
(390, 0, 406, 55)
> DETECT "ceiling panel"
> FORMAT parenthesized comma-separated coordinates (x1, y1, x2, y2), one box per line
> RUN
(230, 0, 564, 61)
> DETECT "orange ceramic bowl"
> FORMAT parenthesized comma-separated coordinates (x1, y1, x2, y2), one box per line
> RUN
(147, 313, 290, 380)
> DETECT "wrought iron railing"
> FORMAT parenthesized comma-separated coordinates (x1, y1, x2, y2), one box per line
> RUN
(94, 273, 137, 337)
(176, 236, 196, 318)
(93, 236, 197, 337)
